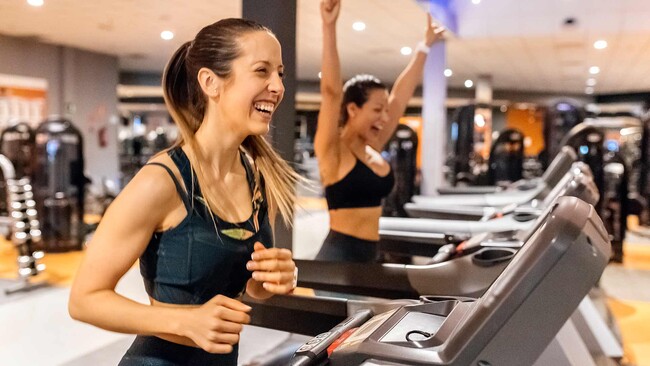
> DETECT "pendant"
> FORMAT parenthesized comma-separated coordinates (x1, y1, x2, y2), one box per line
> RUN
(220, 228, 254, 240)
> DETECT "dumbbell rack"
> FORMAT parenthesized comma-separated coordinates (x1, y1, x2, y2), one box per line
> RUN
(4, 177, 47, 295)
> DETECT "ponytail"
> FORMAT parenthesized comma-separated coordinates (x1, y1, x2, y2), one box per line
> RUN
(162, 42, 213, 220)
(163, 41, 202, 141)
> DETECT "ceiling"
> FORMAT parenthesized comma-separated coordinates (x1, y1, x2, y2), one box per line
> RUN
(2, 0, 650, 94)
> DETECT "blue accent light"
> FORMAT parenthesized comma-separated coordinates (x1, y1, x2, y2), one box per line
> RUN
(416, 0, 458, 34)
(606, 140, 619, 152)
(579, 145, 589, 155)
(46, 140, 60, 162)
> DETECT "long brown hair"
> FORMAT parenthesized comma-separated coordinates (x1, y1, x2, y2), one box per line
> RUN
(162, 18, 300, 226)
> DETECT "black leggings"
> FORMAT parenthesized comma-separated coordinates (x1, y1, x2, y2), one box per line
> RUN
(315, 230, 378, 263)
(119, 336, 238, 365)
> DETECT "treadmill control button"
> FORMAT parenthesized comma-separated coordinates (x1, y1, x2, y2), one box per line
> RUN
(297, 332, 331, 352)
(297, 342, 319, 352)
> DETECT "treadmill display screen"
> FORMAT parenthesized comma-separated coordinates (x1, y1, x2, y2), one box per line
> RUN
(337, 310, 397, 351)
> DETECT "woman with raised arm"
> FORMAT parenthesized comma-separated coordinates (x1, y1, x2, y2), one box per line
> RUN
(68, 18, 300, 365)
(316, 0, 445, 262)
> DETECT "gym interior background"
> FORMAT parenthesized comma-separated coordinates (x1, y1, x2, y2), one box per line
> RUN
(1, 0, 650, 365)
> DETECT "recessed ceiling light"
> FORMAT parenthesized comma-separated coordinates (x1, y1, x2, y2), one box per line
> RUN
(500, 105, 508, 113)
(318, 72, 322, 79)
(400, 46, 412, 56)
(444, 68, 453, 77)
(589, 66, 600, 75)
(472, 0, 481, 4)
(352, 22, 366, 31)
(27, 0, 44, 7)
(465, 79, 473, 88)
(474, 114, 485, 127)
(586, 78, 597, 86)
(160, 31, 174, 40)
(585, 87, 594, 94)
(593, 40, 607, 50)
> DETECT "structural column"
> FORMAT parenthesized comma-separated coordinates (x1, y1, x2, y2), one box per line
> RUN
(421, 40, 448, 195)
(242, 0, 297, 250)
(475, 74, 493, 104)
(475, 74, 494, 159)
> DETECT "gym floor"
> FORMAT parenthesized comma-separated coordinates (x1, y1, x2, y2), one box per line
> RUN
(0, 199, 648, 366)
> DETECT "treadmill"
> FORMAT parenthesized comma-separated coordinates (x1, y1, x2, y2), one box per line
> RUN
(292, 168, 598, 299)
(405, 160, 591, 221)
(436, 146, 576, 196)
(287, 171, 618, 364)
(377, 162, 597, 258)
(246, 196, 609, 365)
(412, 146, 577, 209)
(404, 159, 586, 221)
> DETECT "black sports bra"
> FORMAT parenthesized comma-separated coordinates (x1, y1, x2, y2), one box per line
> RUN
(324, 158, 395, 210)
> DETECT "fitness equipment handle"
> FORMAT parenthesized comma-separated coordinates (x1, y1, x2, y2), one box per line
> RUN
(289, 309, 373, 366)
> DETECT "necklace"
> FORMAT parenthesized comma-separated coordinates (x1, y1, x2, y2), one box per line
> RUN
(190, 159, 261, 241)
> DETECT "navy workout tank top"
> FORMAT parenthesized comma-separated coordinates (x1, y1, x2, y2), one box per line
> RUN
(139, 147, 272, 304)
(120, 148, 272, 366)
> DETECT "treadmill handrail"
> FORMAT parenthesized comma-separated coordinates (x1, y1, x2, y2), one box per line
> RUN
(437, 186, 501, 195)
(379, 230, 450, 242)
(541, 145, 578, 186)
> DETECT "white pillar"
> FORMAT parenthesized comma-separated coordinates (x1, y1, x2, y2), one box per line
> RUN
(475, 74, 493, 104)
(421, 40, 447, 196)
(475, 74, 493, 159)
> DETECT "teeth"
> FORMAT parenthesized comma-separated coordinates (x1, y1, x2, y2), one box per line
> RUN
(254, 102, 274, 113)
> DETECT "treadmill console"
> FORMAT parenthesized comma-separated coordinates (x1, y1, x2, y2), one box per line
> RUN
(311, 197, 610, 366)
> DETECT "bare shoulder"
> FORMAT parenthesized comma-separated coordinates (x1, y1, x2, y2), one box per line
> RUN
(75, 154, 187, 288)
(134, 155, 179, 193)
(110, 154, 184, 217)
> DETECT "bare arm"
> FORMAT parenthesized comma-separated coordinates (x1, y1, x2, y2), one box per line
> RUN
(69, 166, 183, 335)
(377, 13, 445, 149)
(314, 0, 344, 185)
(69, 165, 251, 354)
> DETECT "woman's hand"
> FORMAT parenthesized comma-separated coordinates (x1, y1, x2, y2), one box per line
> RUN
(321, 0, 341, 25)
(180, 295, 251, 354)
(424, 13, 446, 47)
(247, 242, 297, 294)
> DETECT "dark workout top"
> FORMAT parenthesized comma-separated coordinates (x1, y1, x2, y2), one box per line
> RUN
(120, 147, 271, 365)
(139, 147, 272, 305)
(324, 157, 395, 210)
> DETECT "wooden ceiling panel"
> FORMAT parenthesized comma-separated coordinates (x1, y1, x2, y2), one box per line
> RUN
(2, 0, 650, 93)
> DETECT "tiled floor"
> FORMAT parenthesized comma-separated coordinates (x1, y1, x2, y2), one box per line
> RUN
(0, 202, 649, 365)
(601, 232, 650, 366)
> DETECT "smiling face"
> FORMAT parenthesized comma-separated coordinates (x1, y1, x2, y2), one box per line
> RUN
(217, 30, 285, 136)
(347, 88, 389, 144)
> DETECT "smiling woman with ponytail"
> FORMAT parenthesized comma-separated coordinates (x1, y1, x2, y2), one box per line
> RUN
(69, 18, 300, 365)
